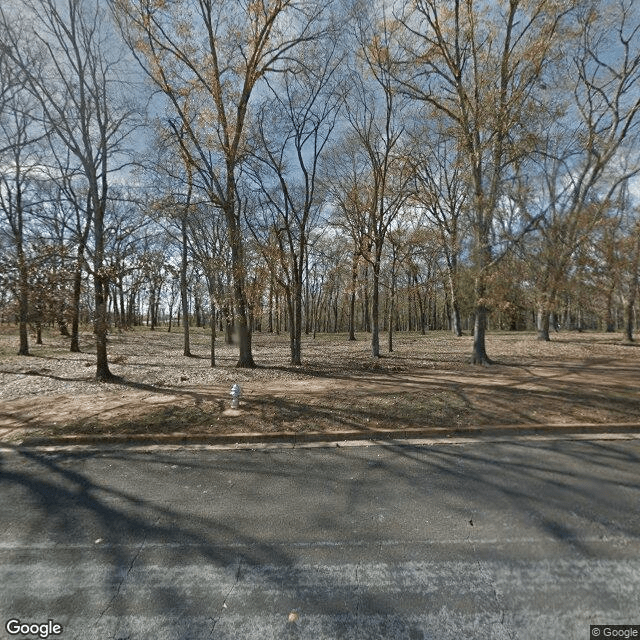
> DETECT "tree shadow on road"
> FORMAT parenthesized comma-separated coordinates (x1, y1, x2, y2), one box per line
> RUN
(1, 438, 640, 638)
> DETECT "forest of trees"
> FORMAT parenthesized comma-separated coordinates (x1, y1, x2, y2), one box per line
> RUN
(1, 0, 640, 378)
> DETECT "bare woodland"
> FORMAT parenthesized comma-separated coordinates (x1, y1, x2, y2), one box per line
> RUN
(1, 0, 640, 382)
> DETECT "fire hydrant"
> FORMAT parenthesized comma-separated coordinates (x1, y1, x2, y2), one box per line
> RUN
(230, 383, 242, 409)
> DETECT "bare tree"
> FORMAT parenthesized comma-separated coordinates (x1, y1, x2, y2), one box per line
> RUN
(2, 0, 140, 380)
(114, 0, 332, 367)
(333, 9, 413, 358)
(246, 39, 344, 365)
(0, 46, 42, 356)
(394, 0, 573, 363)
(621, 214, 640, 343)
(187, 202, 228, 368)
(529, 0, 640, 340)
(411, 132, 466, 337)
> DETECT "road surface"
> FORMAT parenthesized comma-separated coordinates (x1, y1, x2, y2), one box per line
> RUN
(0, 437, 639, 639)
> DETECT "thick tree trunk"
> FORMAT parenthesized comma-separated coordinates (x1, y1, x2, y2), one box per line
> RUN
(285, 285, 301, 366)
(94, 281, 112, 381)
(470, 303, 492, 364)
(70, 252, 83, 353)
(470, 267, 492, 364)
(536, 305, 551, 341)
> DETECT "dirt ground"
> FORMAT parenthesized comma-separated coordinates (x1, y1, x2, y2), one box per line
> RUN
(0, 326, 639, 444)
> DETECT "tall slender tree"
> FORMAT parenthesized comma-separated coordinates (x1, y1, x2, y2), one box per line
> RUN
(394, 0, 574, 363)
(114, 0, 332, 367)
(246, 38, 344, 365)
(529, 0, 640, 340)
(0, 36, 42, 356)
(2, 0, 139, 380)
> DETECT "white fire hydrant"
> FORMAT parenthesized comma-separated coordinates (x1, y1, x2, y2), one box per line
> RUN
(230, 383, 242, 409)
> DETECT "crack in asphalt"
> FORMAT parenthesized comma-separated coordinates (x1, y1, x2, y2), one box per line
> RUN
(92, 529, 150, 640)
(467, 523, 516, 640)
(208, 558, 242, 638)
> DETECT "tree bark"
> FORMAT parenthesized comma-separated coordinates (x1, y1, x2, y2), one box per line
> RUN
(388, 273, 395, 353)
(348, 251, 358, 341)
(471, 303, 492, 364)
(371, 261, 380, 358)
(447, 264, 463, 337)
(292, 279, 303, 365)
(17, 251, 29, 356)
(227, 208, 255, 367)
(623, 298, 636, 343)
(470, 265, 493, 365)
(536, 305, 551, 341)
(207, 281, 216, 368)
(93, 199, 114, 382)
(623, 230, 640, 343)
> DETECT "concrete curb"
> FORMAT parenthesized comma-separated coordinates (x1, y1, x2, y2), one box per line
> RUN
(10, 422, 640, 448)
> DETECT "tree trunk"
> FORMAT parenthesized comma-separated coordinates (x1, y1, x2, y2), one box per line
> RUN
(448, 267, 463, 337)
(371, 261, 380, 358)
(180, 216, 192, 356)
(93, 201, 114, 382)
(70, 256, 83, 352)
(623, 298, 636, 343)
(94, 280, 112, 381)
(285, 286, 301, 366)
(470, 267, 492, 364)
(223, 305, 234, 344)
(471, 303, 491, 364)
(623, 231, 640, 343)
(292, 279, 303, 365)
(149, 289, 156, 330)
(363, 265, 371, 333)
(57, 312, 70, 337)
(112, 286, 120, 330)
(227, 212, 255, 367)
(17, 254, 29, 356)
(388, 275, 395, 353)
(348, 252, 357, 341)
(15, 197, 29, 355)
(208, 286, 216, 368)
(119, 284, 127, 330)
(605, 284, 616, 332)
(536, 305, 551, 341)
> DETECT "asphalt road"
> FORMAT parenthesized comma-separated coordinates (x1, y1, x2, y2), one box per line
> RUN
(0, 437, 639, 640)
